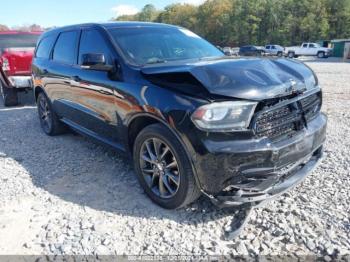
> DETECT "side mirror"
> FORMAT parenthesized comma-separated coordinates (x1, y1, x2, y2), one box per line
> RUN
(81, 53, 114, 72)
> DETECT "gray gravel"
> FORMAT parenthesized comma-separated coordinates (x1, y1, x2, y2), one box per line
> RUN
(0, 60, 349, 257)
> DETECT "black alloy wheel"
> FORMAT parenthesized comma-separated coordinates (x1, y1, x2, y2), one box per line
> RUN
(133, 124, 200, 209)
(139, 137, 180, 198)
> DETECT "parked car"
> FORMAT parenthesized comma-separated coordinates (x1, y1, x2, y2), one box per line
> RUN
(223, 47, 233, 56)
(239, 45, 264, 56)
(0, 31, 41, 106)
(264, 44, 284, 57)
(284, 42, 332, 58)
(32, 22, 326, 210)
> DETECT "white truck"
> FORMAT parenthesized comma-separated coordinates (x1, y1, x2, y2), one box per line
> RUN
(284, 42, 332, 58)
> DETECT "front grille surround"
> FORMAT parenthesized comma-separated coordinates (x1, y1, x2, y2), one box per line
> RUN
(252, 91, 321, 140)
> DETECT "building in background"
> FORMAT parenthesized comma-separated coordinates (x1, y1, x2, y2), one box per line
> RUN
(331, 39, 350, 58)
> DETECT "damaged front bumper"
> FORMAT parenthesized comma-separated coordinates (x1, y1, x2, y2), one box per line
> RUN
(195, 113, 327, 208)
(207, 146, 323, 208)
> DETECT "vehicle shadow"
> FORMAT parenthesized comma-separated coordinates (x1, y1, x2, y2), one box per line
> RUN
(0, 98, 242, 228)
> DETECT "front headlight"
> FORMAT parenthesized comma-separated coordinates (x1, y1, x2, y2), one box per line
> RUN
(191, 101, 258, 132)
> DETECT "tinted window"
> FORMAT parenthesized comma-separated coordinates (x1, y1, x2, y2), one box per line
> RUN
(309, 43, 316, 48)
(272, 46, 276, 49)
(36, 35, 56, 58)
(265, 46, 270, 49)
(53, 31, 78, 64)
(79, 29, 111, 64)
(108, 27, 223, 65)
(0, 34, 39, 49)
(302, 44, 308, 48)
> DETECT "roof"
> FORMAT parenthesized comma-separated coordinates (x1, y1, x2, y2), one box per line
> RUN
(44, 22, 178, 34)
(0, 31, 42, 35)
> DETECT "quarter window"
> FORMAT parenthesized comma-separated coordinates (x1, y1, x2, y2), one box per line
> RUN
(78, 29, 111, 65)
(36, 35, 56, 59)
(53, 31, 79, 64)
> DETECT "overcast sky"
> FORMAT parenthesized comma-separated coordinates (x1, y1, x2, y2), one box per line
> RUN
(2, 0, 205, 28)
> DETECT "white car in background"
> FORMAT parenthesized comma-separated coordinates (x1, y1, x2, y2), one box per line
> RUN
(264, 44, 284, 57)
(284, 43, 332, 58)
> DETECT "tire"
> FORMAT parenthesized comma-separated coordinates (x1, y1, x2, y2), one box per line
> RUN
(277, 52, 283, 57)
(37, 92, 66, 136)
(133, 123, 201, 209)
(0, 81, 18, 107)
(288, 52, 295, 58)
(317, 51, 325, 58)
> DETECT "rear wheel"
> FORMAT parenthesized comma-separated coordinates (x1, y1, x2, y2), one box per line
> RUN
(0, 82, 18, 107)
(288, 52, 295, 58)
(277, 52, 283, 57)
(37, 92, 66, 136)
(133, 124, 200, 209)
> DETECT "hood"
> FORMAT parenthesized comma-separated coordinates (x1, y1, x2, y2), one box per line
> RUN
(141, 58, 317, 101)
(1, 47, 35, 76)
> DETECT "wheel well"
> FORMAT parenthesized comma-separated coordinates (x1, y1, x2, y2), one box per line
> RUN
(34, 86, 44, 101)
(128, 116, 161, 152)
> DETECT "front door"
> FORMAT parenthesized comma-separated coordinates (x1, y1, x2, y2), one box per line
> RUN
(69, 28, 121, 144)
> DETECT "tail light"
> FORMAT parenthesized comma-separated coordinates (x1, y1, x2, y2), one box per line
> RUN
(2, 57, 10, 71)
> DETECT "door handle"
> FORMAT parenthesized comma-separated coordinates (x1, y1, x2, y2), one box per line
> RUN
(71, 76, 81, 82)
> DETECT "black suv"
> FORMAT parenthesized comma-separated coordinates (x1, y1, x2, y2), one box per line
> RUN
(32, 22, 326, 209)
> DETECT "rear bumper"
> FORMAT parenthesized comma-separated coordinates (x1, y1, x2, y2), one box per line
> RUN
(8, 76, 32, 88)
(192, 113, 327, 206)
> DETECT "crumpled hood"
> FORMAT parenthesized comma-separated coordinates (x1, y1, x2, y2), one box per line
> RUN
(141, 58, 317, 101)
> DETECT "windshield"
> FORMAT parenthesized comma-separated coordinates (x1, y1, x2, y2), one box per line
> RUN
(0, 34, 39, 49)
(108, 27, 223, 66)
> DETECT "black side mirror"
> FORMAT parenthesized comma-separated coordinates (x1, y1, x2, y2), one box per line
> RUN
(81, 53, 114, 72)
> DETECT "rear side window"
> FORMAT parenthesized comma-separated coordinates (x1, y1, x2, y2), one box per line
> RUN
(78, 29, 111, 64)
(53, 31, 79, 64)
(36, 35, 56, 58)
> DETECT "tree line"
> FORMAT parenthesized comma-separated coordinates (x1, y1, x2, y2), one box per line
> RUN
(114, 0, 350, 47)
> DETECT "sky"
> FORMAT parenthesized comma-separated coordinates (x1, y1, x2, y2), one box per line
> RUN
(1, 0, 205, 28)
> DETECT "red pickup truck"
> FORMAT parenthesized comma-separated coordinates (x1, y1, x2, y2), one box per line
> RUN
(0, 31, 41, 106)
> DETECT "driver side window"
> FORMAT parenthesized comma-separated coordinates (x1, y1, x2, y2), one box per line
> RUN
(78, 29, 111, 65)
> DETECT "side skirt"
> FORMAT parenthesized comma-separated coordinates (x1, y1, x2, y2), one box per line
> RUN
(60, 118, 126, 153)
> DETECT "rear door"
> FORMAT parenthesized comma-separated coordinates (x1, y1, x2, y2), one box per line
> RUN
(48, 30, 80, 118)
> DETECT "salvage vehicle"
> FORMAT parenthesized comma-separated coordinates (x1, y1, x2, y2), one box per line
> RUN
(285, 42, 332, 59)
(32, 23, 327, 210)
(0, 31, 41, 106)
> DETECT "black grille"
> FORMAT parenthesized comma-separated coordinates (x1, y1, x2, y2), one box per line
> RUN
(300, 93, 321, 121)
(254, 92, 321, 140)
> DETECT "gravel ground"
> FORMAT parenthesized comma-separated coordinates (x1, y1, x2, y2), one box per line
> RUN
(0, 60, 349, 258)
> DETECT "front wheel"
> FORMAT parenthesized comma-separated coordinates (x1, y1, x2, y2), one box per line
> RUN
(133, 124, 200, 209)
(317, 51, 325, 58)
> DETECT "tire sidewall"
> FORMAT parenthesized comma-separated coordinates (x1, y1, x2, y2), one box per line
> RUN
(37, 92, 54, 135)
(133, 124, 192, 209)
(318, 52, 325, 58)
(288, 52, 294, 58)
